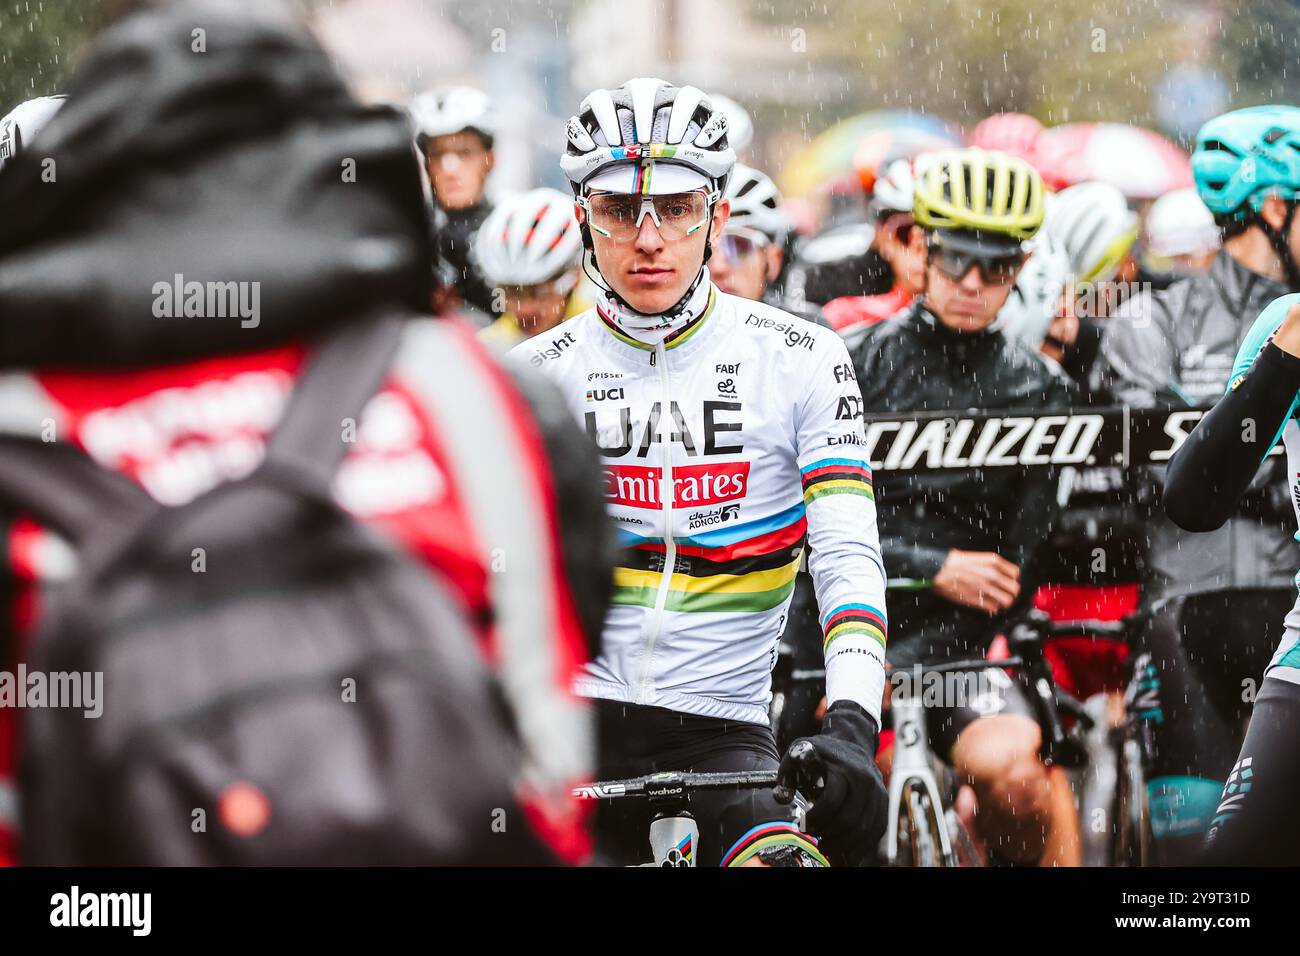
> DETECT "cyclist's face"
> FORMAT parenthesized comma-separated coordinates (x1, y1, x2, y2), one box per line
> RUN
(877, 213, 927, 296)
(711, 230, 779, 301)
(581, 192, 728, 314)
(503, 270, 576, 334)
(425, 132, 493, 210)
(923, 242, 1025, 333)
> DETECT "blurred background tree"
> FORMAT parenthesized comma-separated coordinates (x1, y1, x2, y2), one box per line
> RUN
(3, 0, 1300, 188)
(0, 0, 108, 113)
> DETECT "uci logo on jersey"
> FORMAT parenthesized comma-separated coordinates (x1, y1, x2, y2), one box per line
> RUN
(586, 387, 625, 402)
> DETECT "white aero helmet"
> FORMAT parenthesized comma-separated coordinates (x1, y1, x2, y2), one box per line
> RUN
(410, 86, 496, 147)
(474, 188, 583, 287)
(724, 163, 787, 242)
(561, 77, 735, 199)
(708, 93, 753, 153)
(996, 233, 1072, 347)
(1040, 181, 1140, 285)
(0, 95, 66, 172)
(1145, 186, 1221, 258)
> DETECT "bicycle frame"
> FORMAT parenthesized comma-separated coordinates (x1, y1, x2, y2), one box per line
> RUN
(885, 693, 956, 866)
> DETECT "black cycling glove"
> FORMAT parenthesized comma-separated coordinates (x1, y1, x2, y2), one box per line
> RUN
(774, 699, 887, 867)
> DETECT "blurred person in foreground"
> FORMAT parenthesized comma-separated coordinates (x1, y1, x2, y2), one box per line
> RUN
(474, 188, 592, 349)
(0, 0, 612, 865)
(848, 148, 1081, 866)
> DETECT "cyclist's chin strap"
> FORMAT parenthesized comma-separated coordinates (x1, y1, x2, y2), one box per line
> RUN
(1259, 200, 1300, 292)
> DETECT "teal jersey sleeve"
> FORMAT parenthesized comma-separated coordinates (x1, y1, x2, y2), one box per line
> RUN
(1229, 292, 1300, 455)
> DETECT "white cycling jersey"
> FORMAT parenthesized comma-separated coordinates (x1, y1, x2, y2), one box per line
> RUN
(512, 278, 889, 725)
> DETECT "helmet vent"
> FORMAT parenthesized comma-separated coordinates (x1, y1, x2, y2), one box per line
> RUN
(1201, 139, 1241, 156)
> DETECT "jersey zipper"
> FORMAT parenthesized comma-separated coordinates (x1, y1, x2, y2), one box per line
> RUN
(638, 339, 674, 704)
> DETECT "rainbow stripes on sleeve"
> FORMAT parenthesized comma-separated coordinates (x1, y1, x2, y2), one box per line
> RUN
(822, 602, 887, 653)
(800, 457, 873, 505)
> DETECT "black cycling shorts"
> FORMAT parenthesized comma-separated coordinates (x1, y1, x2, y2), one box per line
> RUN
(591, 698, 823, 867)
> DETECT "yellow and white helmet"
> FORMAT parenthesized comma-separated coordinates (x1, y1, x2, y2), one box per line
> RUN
(913, 147, 1045, 243)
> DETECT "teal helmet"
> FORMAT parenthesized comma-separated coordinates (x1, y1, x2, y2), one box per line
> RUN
(1193, 106, 1300, 220)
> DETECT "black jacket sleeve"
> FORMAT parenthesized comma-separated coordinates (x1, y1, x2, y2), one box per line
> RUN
(1164, 342, 1300, 533)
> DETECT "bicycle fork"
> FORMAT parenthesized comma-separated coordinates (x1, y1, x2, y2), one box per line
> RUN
(885, 694, 956, 866)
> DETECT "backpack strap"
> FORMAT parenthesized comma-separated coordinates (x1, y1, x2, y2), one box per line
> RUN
(0, 371, 152, 544)
(258, 313, 405, 494)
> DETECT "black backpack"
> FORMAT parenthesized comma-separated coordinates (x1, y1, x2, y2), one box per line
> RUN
(0, 316, 552, 865)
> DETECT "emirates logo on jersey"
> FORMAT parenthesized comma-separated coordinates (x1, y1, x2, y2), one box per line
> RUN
(605, 461, 749, 510)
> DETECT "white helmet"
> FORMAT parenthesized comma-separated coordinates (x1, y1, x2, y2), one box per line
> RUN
(561, 77, 735, 198)
(871, 157, 916, 216)
(1144, 186, 1220, 258)
(473, 188, 583, 287)
(1040, 181, 1139, 284)
(0, 95, 66, 172)
(709, 93, 753, 153)
(724, 163, 787, 241)
(996, 233, 1072, 346)
(410, 86, 496, 147)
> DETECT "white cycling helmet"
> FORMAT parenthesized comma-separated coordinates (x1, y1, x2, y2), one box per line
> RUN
(996, 233, 1072, 346)
(872, 158, 914, 215)
(0, 94, 66, 172)
(410, 86, 497, 147)
(561, 77, 735, 198)
(724, 163, 787, 242)
(709, 93, 753, 153)
(1040, 181, 1140, 284)
(473, 188, 583, 287)
(1144, 186, 1220, 258)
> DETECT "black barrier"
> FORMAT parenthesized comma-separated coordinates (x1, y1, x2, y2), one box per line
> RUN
(862, 404, 1283, 473)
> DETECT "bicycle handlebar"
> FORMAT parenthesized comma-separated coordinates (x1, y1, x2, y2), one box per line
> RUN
(572, 770, 780, 801)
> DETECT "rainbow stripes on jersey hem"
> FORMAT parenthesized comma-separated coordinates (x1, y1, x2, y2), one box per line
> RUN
(822, 602, 887, 653)
(800, 457, 873, 504)
(596, 287, 717, 352)
(720, 822, 828, 867)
